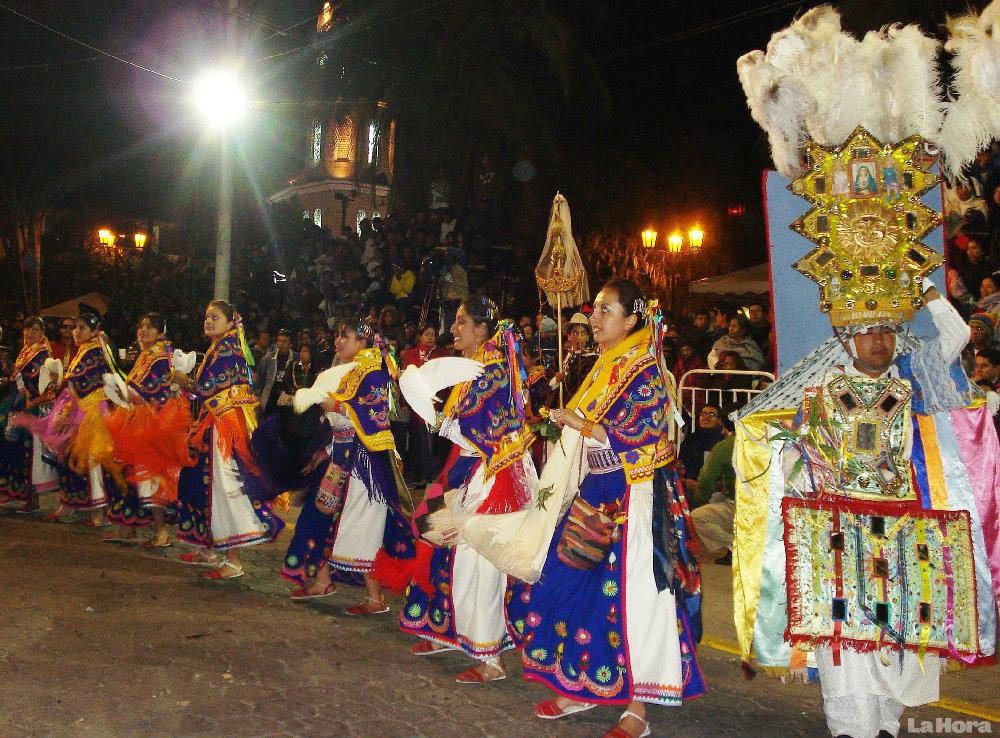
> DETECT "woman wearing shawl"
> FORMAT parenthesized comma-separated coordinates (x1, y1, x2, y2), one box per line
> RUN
(509, 278, 705, 738)
(0, 317, 59, 512)
(171, 300, 283, 579)
(396, 295, 537, 684)
(103, 312, 192, 548)
(42, 306, 124, 526)
(281, 319, 416, 614)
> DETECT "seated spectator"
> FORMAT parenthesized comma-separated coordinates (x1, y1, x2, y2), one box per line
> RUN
(686, 309, 714, 360)
(709, 307, 729, 341)
(672, 338, 705, 383)
(389, 260, 415, 305)
(713, 351, 756, 421)
(679, 402, 725, 484)
(956, 238, 996, 301)
(975, 272, 1000, 331)
(963, 313, 1000, 374)
(708, 314, 765, 370)
(746, 302, 771, 356)
(689, 433, 737, 565)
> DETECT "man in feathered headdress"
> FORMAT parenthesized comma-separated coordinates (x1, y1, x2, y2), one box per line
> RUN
(733, 6, 1000, 738)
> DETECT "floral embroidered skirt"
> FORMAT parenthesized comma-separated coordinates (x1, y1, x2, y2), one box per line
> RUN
(509, 470, 699, 706)
(58, 462, 114, 511)
(176, 427, 284, 550)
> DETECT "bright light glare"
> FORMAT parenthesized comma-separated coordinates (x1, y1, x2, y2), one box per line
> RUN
(192, 69, 247, 129)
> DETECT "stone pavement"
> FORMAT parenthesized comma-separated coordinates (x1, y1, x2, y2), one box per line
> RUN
(0, 507, 997, 738)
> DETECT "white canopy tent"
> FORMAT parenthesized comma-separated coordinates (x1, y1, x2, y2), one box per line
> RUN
(687, 263, 769, 297)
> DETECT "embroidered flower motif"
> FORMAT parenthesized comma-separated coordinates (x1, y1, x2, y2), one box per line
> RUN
(602, 580, 619, 597)
(579, 651, 590, 664)
(394, 541, 408, 553)
(407, 603, 422, 618)
(439, 582, 451, 596)
(520, 590, 531, 604)
(530, 647, 548, 661)
(607, 631, 621, 648)
(595, 665, 613, 683)
(625, 450, 639, 464)
(616, 653, 627, 666)
(574, 628, 592, 645)
(554, 621, 568, 637)
(504, 590, 513, 604)
(607, 605, 619, 623)
(514, 619, 525, 634)
(286, 555, 299, 566)
(431, 609, 444, 624)
(526, 611, 542, 627)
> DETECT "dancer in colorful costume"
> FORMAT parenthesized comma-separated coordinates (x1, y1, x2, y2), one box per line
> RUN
(0, 317, 59, 512)
(37, 306, 124, 526)
(396, 295, 537, 684)
(508, 278, 705, 738)
(103, 313, 193, 548)
(172, 300, 284, 579)
(279, 319, 416, 615)
(735, 10, 1000, 732)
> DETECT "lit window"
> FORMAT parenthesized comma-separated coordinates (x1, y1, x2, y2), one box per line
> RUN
(313, 208, 322, 227)
(371, 211, 381, 220)
(302, 210, 309, 221)
(312, 121, 323, 165)
(317, 1, 334, 32)
(367, 122, 377, 165)
(356, 209, 366, 235)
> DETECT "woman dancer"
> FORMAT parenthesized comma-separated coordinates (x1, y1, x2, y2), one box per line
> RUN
(104, 313, 191, 548)
(509, 278, 705, 738)
(0, 317, 59, 512)
(47, 307, 124, 526)
(284, 320, 415, 615)
(172, 300, 283, 579)
(398, 296, 537, 683)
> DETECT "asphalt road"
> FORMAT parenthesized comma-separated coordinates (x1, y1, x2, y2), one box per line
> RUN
(1, 507, 997, 738)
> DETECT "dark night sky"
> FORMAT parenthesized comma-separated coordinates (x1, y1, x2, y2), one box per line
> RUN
(0, 0, 989, 265)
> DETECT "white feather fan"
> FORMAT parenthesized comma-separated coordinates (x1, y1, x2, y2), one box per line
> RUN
(170, 349, 197, 375)
(398, 357, 484, 426)
(292, 362, 356, 414)
(103, 372, 131, 409)
(38, 358, 63, 395)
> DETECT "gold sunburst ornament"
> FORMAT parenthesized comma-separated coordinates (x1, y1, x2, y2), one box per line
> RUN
(789, 127, 943, 328)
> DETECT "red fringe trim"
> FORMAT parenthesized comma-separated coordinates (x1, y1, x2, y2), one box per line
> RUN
(476, 461, 530, 514)
(740, 660, 757, 681)
(411, 444, 461, 522)
(104, 398, 194, 504)
(190, 407, 260, 477)
(373, 541, 437, 597)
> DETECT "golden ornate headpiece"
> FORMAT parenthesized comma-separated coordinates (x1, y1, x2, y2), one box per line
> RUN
(790, 127, 943, 328)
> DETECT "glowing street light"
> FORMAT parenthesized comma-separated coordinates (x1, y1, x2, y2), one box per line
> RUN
(191, 68, 247, 130)
(688, 226, 704, 253)
(641, 228, 658, 249)
(134, 232, 148, 250)
(668, 232, 684, 255)
(191, 66, 248, 301)
(98, 229, 115, 248)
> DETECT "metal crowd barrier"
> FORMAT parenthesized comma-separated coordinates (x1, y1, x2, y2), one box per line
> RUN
(677, 368, 775, 433)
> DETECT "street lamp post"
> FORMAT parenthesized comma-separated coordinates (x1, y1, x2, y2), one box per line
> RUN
(641, 224, 706, 309)
(191, 68, 247, 302)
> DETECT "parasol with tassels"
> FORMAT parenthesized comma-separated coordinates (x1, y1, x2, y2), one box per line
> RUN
(535, 192, 589, 407)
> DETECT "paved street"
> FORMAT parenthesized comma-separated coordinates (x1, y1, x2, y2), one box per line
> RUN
(1, 507, 998, 738)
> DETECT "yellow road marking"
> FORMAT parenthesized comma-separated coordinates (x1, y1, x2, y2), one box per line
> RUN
(700, 633, 1000, 722)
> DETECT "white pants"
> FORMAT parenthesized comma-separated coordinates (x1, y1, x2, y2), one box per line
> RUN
(816, 646, 939, 738)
